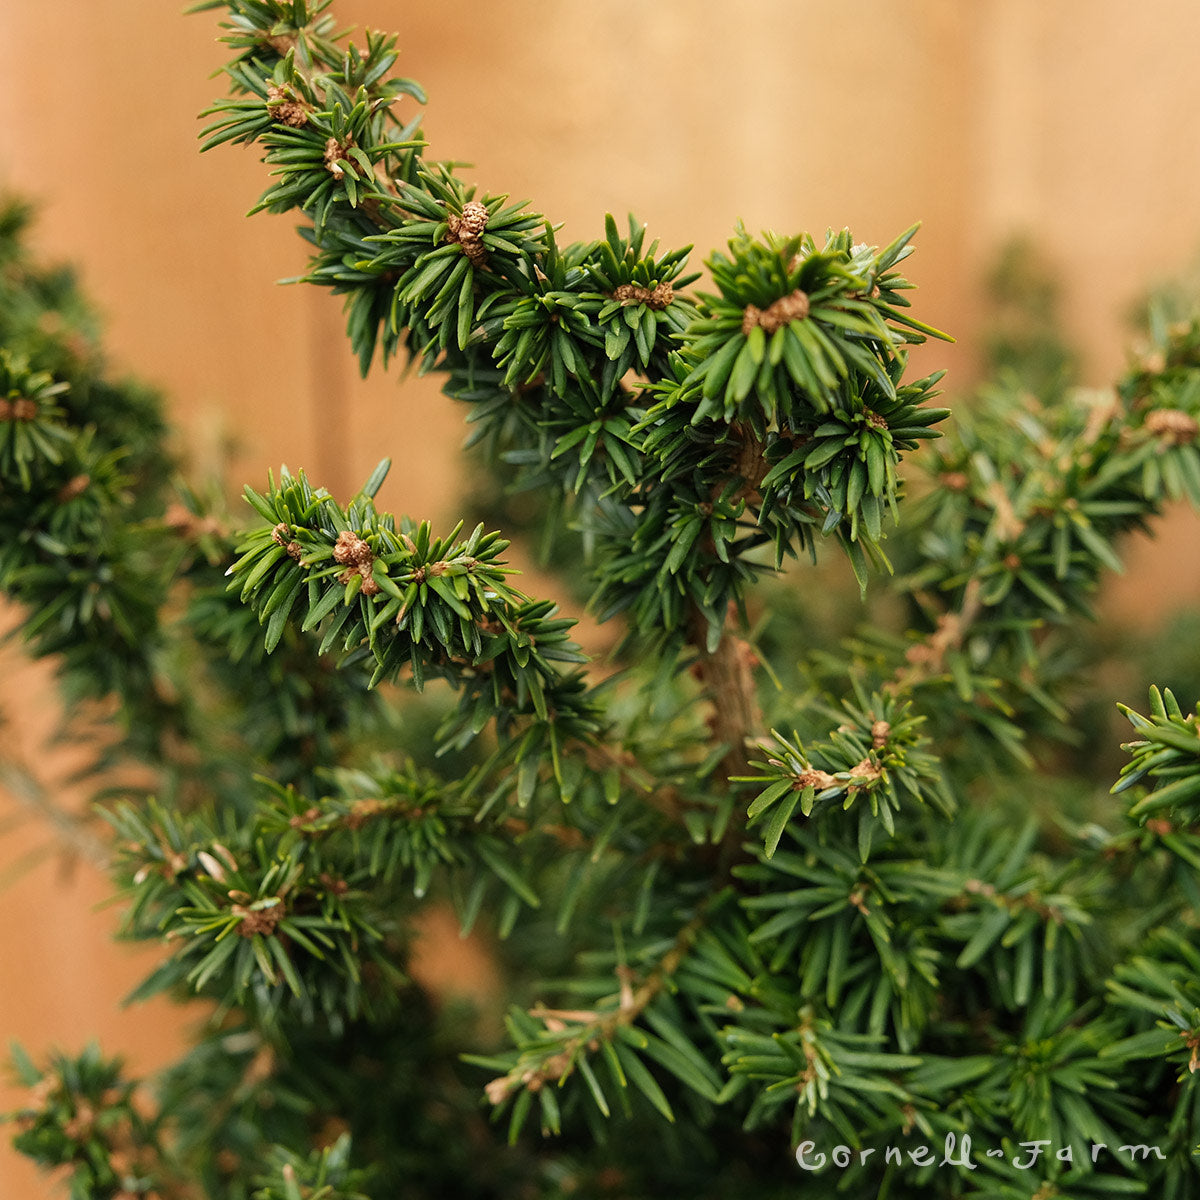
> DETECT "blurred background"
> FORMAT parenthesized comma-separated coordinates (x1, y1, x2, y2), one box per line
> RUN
(2, 1, 1200, 1193)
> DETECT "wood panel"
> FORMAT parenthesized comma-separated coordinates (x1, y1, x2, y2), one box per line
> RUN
(2, 3, 1200, 1193)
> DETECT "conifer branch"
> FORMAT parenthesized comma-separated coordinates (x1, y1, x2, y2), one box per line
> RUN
(480, 907, 708, 1111)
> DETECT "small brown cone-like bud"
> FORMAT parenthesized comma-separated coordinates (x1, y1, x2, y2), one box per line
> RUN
(1146, 408, 1199, 446)
(323, 136, 354, 177)
(612, 282, 674, 311)
(345, 797, 386, 829)
(458, 200, 488, 234)
(233, 901, 284, 938)
(333, 530, 373, 567)
(649, 281, 674, 310)
(265, 84, 309, 127)
(446, 201, 489, 266)
(756, 290, 810, 333)
(57, 474, 90, 503)
(273, 523, 305, 561)
(742, 291, 810, 335)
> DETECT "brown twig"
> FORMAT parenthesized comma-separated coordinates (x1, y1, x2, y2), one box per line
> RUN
(688, 605, 764, 783)
(484, 910, 704, 1104)
(888, 578, 983, 694)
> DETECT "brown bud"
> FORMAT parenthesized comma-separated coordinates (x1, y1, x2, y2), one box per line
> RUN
(743, 290, 809, 335)
(63, 1102, 96, 1141)
(612, 281, 674, 311)
(265, 84, 309, 127)
(333, 530, 373, 567)
(216, 1149, 241, 1174)
(445, 202, 489, 266)
(459, 200, 488, 235)
(232, 901, 284, 938)
(57, 474, 90, 503)
(346, 797, 386, 829)
(1145, 408, 1199, 446)
(649, 281, 674, 310)
(324, 135, 354, 176)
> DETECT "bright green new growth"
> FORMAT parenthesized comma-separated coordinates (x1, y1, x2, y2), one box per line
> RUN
(5, 2, 1200, 1198)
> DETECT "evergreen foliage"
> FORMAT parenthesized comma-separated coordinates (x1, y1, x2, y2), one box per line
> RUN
(5, 4, 1200, 1197)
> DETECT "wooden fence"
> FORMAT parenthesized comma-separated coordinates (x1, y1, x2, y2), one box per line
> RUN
(2, 1, 1200, 1192)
